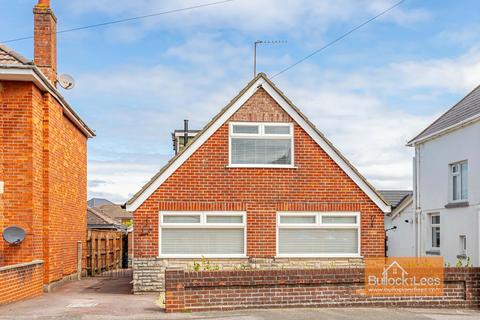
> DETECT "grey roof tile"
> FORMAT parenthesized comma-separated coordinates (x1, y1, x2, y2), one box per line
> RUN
(409, 85, 480, 143)
(0, 44, 32, 66)
(378, 190, 412, 209)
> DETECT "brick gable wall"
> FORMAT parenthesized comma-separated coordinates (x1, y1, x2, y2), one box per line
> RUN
(134, 88, 384, 259)
(0, 81, 87, 297)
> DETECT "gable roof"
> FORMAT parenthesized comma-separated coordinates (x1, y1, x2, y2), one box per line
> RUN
(408, 84, 480, 145)
(0, 43, 95, 138)
(126, 73, 390, 213)
(87, 206, 127, 232)
(379, 190, 412, 209)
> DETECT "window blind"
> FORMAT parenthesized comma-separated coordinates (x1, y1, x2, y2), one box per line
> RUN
(161, 228, 244, 255)
(278, 228, 358, 254)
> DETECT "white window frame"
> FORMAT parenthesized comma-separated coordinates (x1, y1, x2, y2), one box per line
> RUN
(228, 122, 295, 168)
(449, 161, 468, 202)
(159, 211, 247, 258)
(430, 213, 440, 249)
(276, 212, 361, 258)
(459, 235, 466, 256)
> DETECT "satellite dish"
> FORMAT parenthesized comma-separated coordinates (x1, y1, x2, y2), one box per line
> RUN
(58, 74, 75, 90)
(3, 226, 26, 245)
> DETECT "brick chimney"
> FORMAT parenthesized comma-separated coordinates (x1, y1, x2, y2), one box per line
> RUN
(33, 0, 57, 85)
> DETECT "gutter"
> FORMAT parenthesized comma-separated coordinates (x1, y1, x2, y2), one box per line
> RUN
(0, 65, 95, 138)
(407, 114, 480, 147)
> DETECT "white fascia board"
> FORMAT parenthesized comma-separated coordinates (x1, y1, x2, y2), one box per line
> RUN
(407, 114, 480, 147)
(127, 76, 390, 213)
(0, 67, 94, 138)
(126, 78, 262, 212)
(259, 80, 390, 213)
(389, 196, 413, 219)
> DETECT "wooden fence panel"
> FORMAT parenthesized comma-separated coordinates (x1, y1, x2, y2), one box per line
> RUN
(86, 230, 123, 276)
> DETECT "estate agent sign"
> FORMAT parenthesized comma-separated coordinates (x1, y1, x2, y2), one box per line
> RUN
(365, 257, 444, 296)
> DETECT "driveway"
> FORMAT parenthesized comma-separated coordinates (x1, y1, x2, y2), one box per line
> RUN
(0, 277, 478, 320)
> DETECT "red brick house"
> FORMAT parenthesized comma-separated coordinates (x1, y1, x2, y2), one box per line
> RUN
(126, 73, 390, 293)
(0, 0, 94, 304)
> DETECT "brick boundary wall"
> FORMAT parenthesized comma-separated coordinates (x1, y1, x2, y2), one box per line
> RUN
(165, 267, 480, 312)
(0, 260, 44, 305)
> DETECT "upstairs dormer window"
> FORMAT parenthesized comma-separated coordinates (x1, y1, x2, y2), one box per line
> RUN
(229, 122, 293, 167)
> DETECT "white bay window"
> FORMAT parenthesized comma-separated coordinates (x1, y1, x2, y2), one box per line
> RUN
(277, 212, 360, 257)
(159, 212, 246, 257)
(229, 122, 293, 167)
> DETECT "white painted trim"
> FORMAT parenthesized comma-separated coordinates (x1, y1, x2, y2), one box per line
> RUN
(390, 196, 413, 219)
(276, 211, 361, 257)
(158, 211, 247, 258)
(408, 114, 480, 146)
(0, 67, 94, 138)
(127, 76, 389, 212)
(228, 122, 294, 167)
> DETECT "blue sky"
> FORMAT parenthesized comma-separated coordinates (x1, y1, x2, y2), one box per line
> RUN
(2, 0, 480, 203)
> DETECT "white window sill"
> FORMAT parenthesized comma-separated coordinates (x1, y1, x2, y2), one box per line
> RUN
(158, 255, 247, 259)
(226, 164, 297, 169)
(275, 254, 362, 259)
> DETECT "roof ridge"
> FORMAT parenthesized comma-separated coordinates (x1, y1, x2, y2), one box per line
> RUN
(126, 73, 390, 211)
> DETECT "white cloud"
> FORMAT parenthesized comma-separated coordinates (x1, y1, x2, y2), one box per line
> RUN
(64, 0, 431, 40)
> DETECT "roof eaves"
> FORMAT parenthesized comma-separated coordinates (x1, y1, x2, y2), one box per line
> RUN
(407, 84, 480, 146)
(126, 74, 265, 206)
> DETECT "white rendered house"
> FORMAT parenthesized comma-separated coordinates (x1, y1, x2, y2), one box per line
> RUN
(381, 190, 414, 257)
(408, 85, 480, 266)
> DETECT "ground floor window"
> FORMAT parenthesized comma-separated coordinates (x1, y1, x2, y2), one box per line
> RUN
(277, 212, 360, 257)
(159, 211, 246, 257)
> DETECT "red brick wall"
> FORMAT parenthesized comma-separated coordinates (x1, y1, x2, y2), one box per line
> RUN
(0, 81, 87, 285)
(134, 88, 385, 258)
(165, 267, 480, 312)
(0, 261, 44, 305)
(41, 89, 87, 284)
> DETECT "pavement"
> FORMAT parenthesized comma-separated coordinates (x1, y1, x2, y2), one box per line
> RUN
(0, 276, 478, 320)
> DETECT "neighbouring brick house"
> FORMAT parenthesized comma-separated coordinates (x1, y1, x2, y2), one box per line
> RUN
(0, 0, 94, 304)
(126, 73, 391, 293)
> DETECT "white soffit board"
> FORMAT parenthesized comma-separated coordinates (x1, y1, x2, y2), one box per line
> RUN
(127, 76, 390, 213)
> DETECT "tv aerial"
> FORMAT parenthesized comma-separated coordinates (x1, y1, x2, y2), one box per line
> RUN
(58, 74, 75, 90)
(253, 40, 287, 77)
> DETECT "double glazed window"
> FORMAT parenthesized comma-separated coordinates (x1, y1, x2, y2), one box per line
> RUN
(277, 212, 360, 257)
(229, 122, 293, 167)
(159, 212, 246, 257)
(450, 161, 468, 201)
(431, 214, 440, 249)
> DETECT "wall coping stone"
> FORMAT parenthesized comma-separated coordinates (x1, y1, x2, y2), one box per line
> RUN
(0, 260, 44, 272)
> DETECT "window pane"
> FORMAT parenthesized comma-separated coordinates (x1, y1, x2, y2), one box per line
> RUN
(453, 175, 459, 201)
(278, 228, 358, 254)
(232, 125, 259, 134)
(431, 215, 440, 224)
(322, 216, 357, 224)
(265, 125, 290, 135)
(432, 227, 440, 248)
(206, 215, 243, 223)
(163, 215, 200, 223)
(231, 138, 292, 165)
(280, 216, 316, 224)
(161, 228, 244, 254)
(461, 163, 468, 200)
